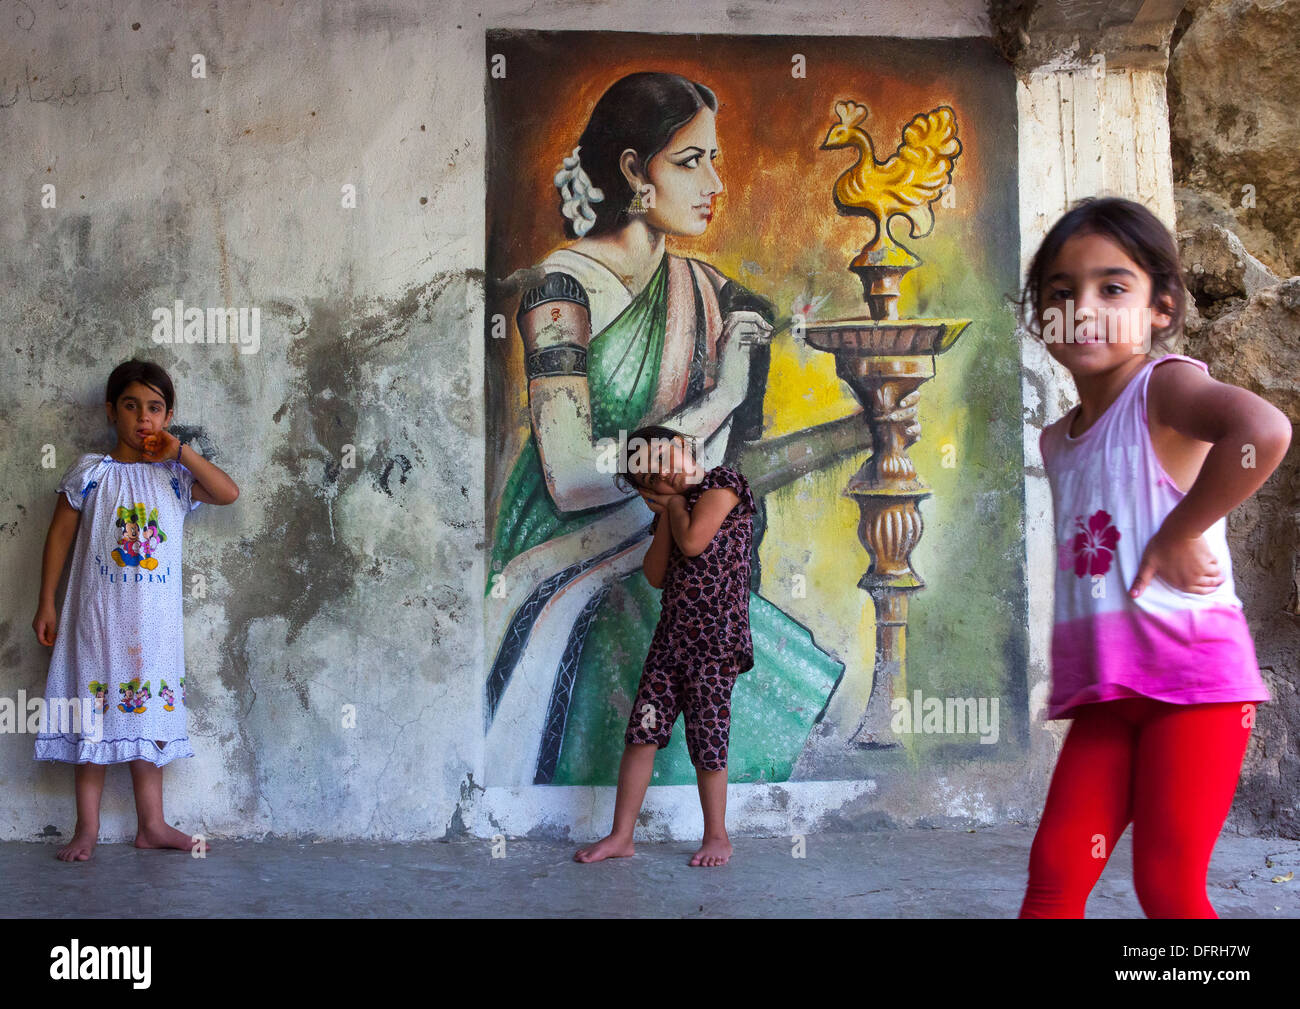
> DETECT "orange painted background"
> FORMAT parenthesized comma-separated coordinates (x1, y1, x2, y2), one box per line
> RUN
(486, 31, 1015, 505)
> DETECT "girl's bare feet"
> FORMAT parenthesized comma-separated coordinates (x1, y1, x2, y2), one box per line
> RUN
(56, 821, 98, 862)
(690, 836, 732, 867)
(135, 822, 207, 853)
(574, 832, 636, 862)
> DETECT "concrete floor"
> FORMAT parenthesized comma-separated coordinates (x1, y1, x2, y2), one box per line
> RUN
(4, 825, 1297, 918)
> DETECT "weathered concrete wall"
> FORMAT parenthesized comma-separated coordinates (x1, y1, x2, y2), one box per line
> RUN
(2, 0, 1288, 842)
(1, 0, 486, 842)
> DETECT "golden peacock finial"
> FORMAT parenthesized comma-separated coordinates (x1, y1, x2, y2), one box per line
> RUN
(820, 100, 961, 271)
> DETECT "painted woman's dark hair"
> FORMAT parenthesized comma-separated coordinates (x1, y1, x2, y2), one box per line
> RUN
(1016, 195, 1186, 353)
(105, 358, 176, 414)
(613, 424, 698, 493)
(566, 72, 718, 239)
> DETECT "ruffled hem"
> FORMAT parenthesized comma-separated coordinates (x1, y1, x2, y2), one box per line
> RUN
(33, 735, 194, 767)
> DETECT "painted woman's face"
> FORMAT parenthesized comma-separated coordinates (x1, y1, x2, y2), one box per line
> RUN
(637, 107, 723, 237)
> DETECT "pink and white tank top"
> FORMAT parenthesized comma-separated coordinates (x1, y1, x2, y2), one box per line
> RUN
(1039, 353, 1271, 719)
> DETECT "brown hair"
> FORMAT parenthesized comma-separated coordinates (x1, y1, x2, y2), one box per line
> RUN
(105, 358, 176, 415)
(613, 424, 698, 494)
(1016, 196, 1186, 353)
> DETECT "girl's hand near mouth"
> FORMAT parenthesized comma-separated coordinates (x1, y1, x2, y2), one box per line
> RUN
(140, 429, 180, 462)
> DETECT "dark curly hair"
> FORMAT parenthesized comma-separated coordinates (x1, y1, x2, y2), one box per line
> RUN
(1016, 195, 1186, 353)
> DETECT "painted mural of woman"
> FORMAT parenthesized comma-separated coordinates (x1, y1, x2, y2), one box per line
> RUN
(485, 71, 845, 786)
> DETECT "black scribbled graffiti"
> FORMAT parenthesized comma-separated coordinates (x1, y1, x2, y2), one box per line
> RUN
(377, 454, 412, 496)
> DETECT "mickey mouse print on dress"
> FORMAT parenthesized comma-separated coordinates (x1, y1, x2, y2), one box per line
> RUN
(33, 450, 202, 767)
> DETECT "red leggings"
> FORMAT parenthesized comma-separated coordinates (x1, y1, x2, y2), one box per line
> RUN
(1019, 697, 1254, 918)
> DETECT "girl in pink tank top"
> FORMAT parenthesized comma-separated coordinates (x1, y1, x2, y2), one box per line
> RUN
(1015, 197, 1292, 918)
(1040, 352, 1271, 716)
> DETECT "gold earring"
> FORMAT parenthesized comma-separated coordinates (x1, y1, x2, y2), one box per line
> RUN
(627, 186, 648, 215)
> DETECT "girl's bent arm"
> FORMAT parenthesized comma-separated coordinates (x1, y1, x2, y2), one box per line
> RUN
(667, 488, 741, 557)
(182, 445, 239, 505)
(643, 513, 673, 588)
(1148, 361, 1292, 539)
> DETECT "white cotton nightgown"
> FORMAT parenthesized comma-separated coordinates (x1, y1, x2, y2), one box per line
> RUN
(33, 452, 202, 766)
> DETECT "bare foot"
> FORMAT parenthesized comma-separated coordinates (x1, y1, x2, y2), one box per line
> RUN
(135, 822, 208, 853)
(574, 833, 635, 863)
(689, 836, 733, 867)
(55, 823, 98, 862)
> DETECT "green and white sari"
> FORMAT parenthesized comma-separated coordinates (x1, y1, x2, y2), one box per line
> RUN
(485, 246, 844, 785)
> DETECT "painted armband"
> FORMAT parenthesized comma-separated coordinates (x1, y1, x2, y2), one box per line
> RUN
(517, 272, 591, 379)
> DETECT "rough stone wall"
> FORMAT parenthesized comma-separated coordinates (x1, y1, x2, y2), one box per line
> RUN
(1168, 0, 1300, 836)
(989, 0, 1298, 837)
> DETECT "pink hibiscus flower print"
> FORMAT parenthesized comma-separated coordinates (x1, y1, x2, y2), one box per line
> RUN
(1070, 509, 1120, 577)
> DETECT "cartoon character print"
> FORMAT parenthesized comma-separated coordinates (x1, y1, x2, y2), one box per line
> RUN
(111, 502, 166, 570)
(117, 677, 152, 714)
(160, 679, 176, 712)
(142, 518, 164, 558)
(179, 677, 186, 705)
(87, 681, 108, 714)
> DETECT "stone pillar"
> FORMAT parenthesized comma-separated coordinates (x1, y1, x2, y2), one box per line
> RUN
(990, 0, 1188, 729)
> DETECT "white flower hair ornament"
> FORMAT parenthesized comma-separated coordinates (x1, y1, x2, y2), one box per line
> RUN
(555, 146, 604, 237)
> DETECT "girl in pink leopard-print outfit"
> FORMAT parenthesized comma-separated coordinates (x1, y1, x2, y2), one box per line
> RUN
(575, 425, 755, 868)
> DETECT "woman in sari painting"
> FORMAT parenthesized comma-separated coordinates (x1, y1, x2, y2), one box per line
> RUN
(485, 71, 845, 786)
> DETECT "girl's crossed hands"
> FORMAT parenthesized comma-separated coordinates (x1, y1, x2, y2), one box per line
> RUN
(637, 487, 683, 515)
